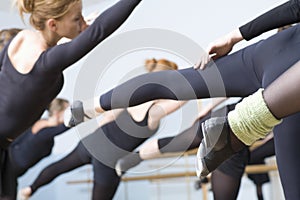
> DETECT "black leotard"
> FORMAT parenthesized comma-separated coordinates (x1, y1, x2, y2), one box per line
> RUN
(10, 124, 68, 176)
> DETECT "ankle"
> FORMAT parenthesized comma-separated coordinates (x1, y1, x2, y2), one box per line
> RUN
(224, 117, 246, 152)
(82, 98, 101, 118)
(229, 129, 246, 152)
(21, 186, 32, 197)
(227, 89, 282, 146)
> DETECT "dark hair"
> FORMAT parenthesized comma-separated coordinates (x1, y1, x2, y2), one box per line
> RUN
(0, 28, 22, 51)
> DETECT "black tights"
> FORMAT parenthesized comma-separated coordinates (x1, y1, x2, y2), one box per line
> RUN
(250, 60, 300, 199)
(30, 143, 120, 200)
(30, 145, 90, 194)
(248, 138, 275, 200)
(263, 61, 300, 119)
(92, 182, 120, 200)
(211, 169, 241, 200)
(158, 119, 202, 153)
(158, 105, 231, 153)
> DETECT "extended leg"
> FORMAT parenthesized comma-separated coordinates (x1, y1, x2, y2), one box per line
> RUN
(20, 143, 90, 198)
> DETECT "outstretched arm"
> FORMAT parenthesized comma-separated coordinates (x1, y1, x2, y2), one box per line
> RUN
(37, 124, 69, 140)
(147, 100, 187, 130)
(196, 0, 300, 69)
(195, 97, 228, 121)
(240, 0, 300, 41)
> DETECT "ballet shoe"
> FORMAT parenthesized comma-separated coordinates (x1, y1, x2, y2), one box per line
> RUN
(115, 153, 142, 176)
(64, 101, 90, 127)
(193, 177, 209, 190)
(196, 116, 245, 178)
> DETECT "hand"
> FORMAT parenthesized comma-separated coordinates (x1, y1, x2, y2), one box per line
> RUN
(194, 36, 234, 70)
(194, 28, 243, 70)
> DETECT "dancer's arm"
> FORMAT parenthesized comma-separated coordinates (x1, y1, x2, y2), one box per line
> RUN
(37, 124, 69, 140)
(240, 0, 300, 41)
(148, 100, 187, 130)
(42, 0, 141, 72)
(196, 97, 228, 121)
(98, 109, 124, 127)
(196, 0, 300, 69)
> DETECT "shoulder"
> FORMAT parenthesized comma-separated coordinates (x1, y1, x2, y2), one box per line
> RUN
(8, 29, 46, 73)
(31, 119, 49, 134)
(8, 29, 38, 49)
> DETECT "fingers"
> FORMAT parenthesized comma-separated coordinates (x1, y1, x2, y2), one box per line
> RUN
(194, 52, 209, 70)
(194, 53, 216, 70)
(194, 44, 217, 70)
(201, 53, 212, 70)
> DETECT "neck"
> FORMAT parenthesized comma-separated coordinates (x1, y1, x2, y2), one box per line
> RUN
(47, 116, 60, 126)
(38, 30, 61, 48)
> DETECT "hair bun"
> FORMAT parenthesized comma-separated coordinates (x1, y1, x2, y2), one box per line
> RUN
(145, 58, 157, 72)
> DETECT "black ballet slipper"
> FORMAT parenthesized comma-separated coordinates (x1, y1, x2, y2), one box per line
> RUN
(64, 101, 87, 127)
(196, 116, 245, 178)
(115, 153, 142, 177)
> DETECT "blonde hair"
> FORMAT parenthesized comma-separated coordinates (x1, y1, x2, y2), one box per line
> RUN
(48, 98, 69, 116)
(14, 0, 81, 30)
(0, 28, 22, 51)
(145, 58, 178, 72)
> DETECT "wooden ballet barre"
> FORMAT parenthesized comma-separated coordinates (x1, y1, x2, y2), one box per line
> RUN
(66, 171, 197, 184)
(67, 179, 93, 184)
(121, 164, 278, 182)
(67, 164, 277, 184)
(121, 171, 197, 182)
(245, 164, 277, 174)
